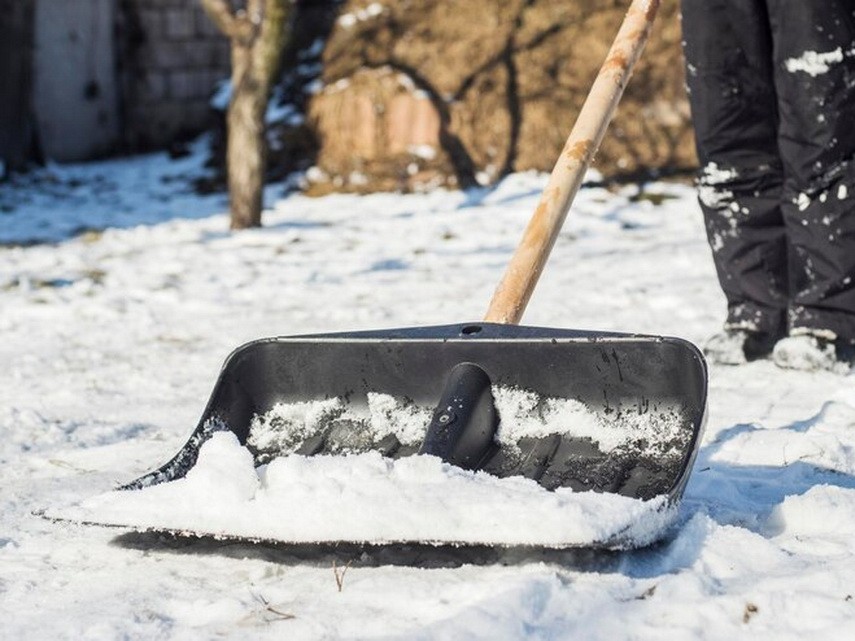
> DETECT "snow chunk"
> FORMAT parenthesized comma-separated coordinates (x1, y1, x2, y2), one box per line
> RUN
(248, 397, 345, 457)
(338, 3, 385, 29)
(366, 392, 432, 445)
(247, 393, 431, 460)
(491, 387, 684, 454)
(305, 166, 328, 182)
(784, 47, 843, 77)
(493, 387, 599, 445)
(769, 485, 855, 539)
(183, 431, 259, 502)
(700, 162, 738, 186)
(794, 192, 811, 212)
(785, 48, 844, 77)
(408, 144, 437, 160)
(698, 162, 737, 209)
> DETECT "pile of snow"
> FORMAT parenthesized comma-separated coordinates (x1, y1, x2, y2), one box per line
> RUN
(53, 386, 692, 545)
(248, 393, 432, 458)
(247, 387, 689, 460)
(49, 432, 675, 549)
(492, 387, 687, 455)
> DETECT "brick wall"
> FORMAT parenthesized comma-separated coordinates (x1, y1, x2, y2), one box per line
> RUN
(121, 0, 230, 149)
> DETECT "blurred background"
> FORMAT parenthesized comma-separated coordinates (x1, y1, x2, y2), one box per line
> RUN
(0, 0, 696, 196)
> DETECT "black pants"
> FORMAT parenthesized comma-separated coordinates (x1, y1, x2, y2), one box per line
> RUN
(682, 0, 855, 340)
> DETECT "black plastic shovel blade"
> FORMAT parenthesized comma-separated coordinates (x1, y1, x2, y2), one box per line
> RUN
(127, 323, 707, 503)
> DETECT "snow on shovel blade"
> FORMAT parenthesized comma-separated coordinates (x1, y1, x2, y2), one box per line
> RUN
(53, 323, 708, 549)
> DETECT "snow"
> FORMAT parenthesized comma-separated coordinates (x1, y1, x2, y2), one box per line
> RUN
(361, 394, 433, 446)
(209, 82, 305, 127)
(247, 394, 432, 457)
(244, 386, 685, 460)
(772, 334, 845, 374)
(408, 144, 438, 160)
(50, 432, 675, 549)
(785, 48, 844, 77)
(2, 144, 855, 638)
(337, 3, 384, 29)
(210, 79, 231, 111)
(48, 384, 689, 547)
(697, 162, 736, 209)
(491, 387, 686, 456)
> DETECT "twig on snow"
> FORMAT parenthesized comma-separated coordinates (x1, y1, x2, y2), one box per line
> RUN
(253, 592, 296, 621)
(333, 559, 353, 592)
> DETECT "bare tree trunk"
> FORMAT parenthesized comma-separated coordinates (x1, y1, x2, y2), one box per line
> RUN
(201, 0, 291, 229)
(228, 39, 265, 228)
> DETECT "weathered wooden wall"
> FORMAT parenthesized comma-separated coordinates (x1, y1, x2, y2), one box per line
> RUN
(0, 0, 36, 171)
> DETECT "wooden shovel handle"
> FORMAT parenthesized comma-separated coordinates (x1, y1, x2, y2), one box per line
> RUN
(484, 0, 661, 324)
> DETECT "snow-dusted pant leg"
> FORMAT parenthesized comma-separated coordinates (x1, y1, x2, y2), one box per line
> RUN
(683, 0, 855, 341)
(767, 1, 855, 340)
(681, 0, 789, 337)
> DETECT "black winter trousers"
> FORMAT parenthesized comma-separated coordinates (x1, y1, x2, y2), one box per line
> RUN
(682, 0, 855, 340)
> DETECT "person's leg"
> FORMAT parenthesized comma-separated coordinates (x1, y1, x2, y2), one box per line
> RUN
(682, 0, 789, 348)
(767, 0, 855, 343)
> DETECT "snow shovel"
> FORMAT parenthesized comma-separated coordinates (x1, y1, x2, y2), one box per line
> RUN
(56, 0, 707, 548)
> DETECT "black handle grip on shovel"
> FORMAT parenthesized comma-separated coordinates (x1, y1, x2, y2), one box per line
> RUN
(418, 362, 499, 469)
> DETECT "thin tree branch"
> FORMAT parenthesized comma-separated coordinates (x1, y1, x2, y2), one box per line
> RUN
(255, 0, 292, 97)
(200, 0, 239, 38)
(201, 0, 259, 44)
(247, 0, 265, 25)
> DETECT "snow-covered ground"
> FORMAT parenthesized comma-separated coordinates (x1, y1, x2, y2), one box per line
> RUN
(1, 146, 854, 639)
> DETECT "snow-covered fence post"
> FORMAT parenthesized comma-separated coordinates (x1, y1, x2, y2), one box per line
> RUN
(201, 0, 292, 229)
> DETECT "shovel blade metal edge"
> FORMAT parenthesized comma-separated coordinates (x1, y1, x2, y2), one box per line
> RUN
(125, 323, 708, 503)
